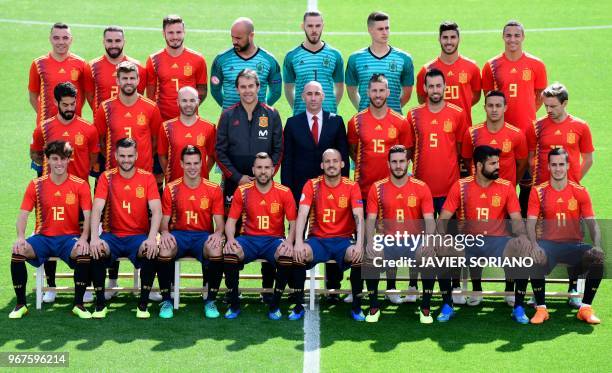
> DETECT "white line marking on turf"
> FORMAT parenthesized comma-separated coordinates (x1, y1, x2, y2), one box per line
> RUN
(1, 18, 612, 36)
(307, 0, 318, 11)
(303, 265, 321, 373)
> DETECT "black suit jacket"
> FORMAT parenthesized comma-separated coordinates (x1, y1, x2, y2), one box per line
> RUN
(281, 111, 350, 203)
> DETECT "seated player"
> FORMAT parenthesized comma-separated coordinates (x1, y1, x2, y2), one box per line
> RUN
(10, 140, 93, 319)
(365, 145, 436, 323)
(527, 148, 603, 324)
(159, 145, 225, 319)
(438, 145, 535, 324)
(222, 153, 297, 320)
(293, 149, 365, 321)
(89, 138, 162, 319)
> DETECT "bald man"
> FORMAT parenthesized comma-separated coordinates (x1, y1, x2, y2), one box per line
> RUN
(158, 86, 217, 183)
(210, 17, 282, 109)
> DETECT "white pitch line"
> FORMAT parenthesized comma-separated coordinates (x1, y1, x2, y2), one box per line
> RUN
(1, 18, 612, 36)
(303, 265, 321, 373)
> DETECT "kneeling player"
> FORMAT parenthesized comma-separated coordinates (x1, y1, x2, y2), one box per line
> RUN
(159, 146, 225, 318)
(439, 145, 535, 324)
(527, 148, 603, 324)
(10, 141, 93, 319)
(365, 145, 436, 323)
(89, 138, 163, 319)
(222, 153, 297, 319)
(293, 149, 365, 321)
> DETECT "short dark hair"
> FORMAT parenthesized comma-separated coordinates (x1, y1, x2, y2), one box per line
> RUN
(485, 90, 506, 105)
(53, 82, 77, 102)
(503, 20, 524, 35)
(235, 68, 260, 87)
(424, 68, 445, 85)
(542, 82, 569, 104)
(367, 11, 389, 27)
(388, 145, 408, 162)
(163, 15, 184, 30)
(303, 10, 323, 22)
(368, 73, 388, 89)
(473, 145, 501, 168)
(51, 22, 69, 32)
(439, 21, 459, 37)
(116, 137, 137, 150)
(44, 140, 73, 159)
(548, 147, 569, 163)
(116, 60, 139, 78)
(181, 145, 202, 161)
(103, 25, 124, 37)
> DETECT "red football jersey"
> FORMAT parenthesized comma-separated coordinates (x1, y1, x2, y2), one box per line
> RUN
(94, 96, 162, 172)
(527, 115, 594, 186)
(416, 56, 481, 124)
(528, 181, 595, 242)
(443, 176, 520, 236)
(28, 53, 93, 124)
(21, 174, 92, 236)
(146, 48, 207, 120)
(347, 108, 413, 198)
(162, 177, 224, 232)
(157, 117, 217, 182)
(89, 54, 147, 111)
(31, 116, 99, 181)
(95, 168, 160, 237)
(367, 177, 434, 235)
(461, 122, 527, 186)
(481, 52, 547, 132)
(228, 182, 297, 237)
(300, 176, 363, 238)
(407, 102, 468, 197)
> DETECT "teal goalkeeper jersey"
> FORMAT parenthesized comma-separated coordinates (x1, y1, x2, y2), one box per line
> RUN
(283, 43, 344, 114)
(210, 47, 282, 109)
(345, 46, 414, 113)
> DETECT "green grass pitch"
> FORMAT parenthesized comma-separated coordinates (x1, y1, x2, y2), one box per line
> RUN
(0, 0, 611, 371)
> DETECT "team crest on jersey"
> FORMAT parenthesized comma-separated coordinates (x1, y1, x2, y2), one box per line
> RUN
(256, 62, 264, 73)
(568, 197, 578, 211)
(71, 68, 79, 81)
(136, 186, 145, 199)
(522, 69, 532, 81)
(389, 61, 397, 72)
(74, 133, 84, 146)
(443, 120, 453, 133)
(388, 127, 397, 139)
(502, 139, 512, 153)
(459, 72, 468, 84)
(184, 64, 193, 76)
(65, 191, 76, 205)
(567, 132, 576, 144)
(259, 116, 268, 128)
(407, 195, 417, 208)
(137, 113, 146, 126)
(197, 133, 206, 147)
(323, 57, 330, 67)
(270, 202, 280, 214)
(492, 195, 501, 207)
(339, 196, 348, 208)
(200, 197, 209, 210)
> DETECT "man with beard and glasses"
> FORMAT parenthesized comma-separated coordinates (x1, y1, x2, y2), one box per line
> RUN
(347, 73, 412, 305)
(283, 11, 344, 115)
(90, 26, 147, 112)
(293, 149, 365, 321)
(221, 153, 296, 320)
(416, 22, 481, 125)
(364, 145, 435, 323)
(146, 15, 207, 121)
(158, 87, 217, 184)
(90, 138, 162, 319)
(210, 17, 282, 110)
(438, 145, 533, 324)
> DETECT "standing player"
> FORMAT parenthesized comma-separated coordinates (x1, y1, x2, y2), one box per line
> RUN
(89, 138, 162, 319)
(365, 145, 436, 323)
(10, 141, 92, 319)
(416, 21, 481, 125)
(527, 148, 603, 324)
(28, 22, 93, 126)
(346, 11, 414, 113)
(293, 149, 365, 321)
(146, 14, 207, 120)
(158, 86, 216, 183)
(221, 153, 297, 319)
(283, 11, 344, 115)
(347, 74, 412, 302)
(210, 17, 282, 110)
(159, 146, 225, 319)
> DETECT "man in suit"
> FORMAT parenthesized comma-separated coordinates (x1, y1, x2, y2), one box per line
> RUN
(282, 81, 349, 302)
